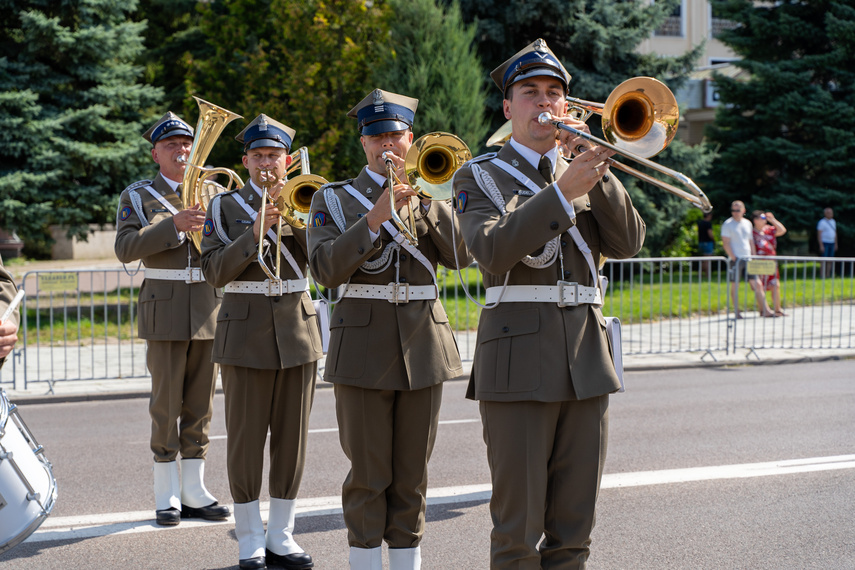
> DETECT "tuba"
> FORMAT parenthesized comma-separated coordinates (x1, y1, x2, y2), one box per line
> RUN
(181, 97, 245, 251)
(385, 132, 472, 246)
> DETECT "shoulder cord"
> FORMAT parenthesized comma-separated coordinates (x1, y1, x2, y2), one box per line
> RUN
(119, 188, 146, 277)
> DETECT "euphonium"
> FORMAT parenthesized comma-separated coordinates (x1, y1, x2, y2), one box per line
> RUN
(181, 97, 245, 251)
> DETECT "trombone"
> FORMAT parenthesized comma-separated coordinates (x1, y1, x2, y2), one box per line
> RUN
(541, 77, 711, 212)
(256, 148, 328, 287)
(385, 132, 472, 246)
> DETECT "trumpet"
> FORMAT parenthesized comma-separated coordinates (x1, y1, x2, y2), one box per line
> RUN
(538, 77, 712, 212)
(386, 132, 472, 246)
(181, 97, 246, 252)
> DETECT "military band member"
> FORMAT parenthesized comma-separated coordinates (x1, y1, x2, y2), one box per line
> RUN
(201, 115, 322, 570)
(0, 257, 20, 366)
(114, 112, 228, 527)
(308, 89, 472, 570)
(453, 40, 646, 569)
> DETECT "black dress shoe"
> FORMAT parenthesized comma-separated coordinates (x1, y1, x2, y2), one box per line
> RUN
(239, 556, 266, 569)
(181, 502, 230, 521)
(265, 549, 313, 569)
(155, 507, 180, 526)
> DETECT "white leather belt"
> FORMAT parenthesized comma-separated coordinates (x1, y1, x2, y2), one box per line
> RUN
(224, 278, 308, 297)
(486, 282, 602, 307)
(145, 267, 205, 283)
(343, 283, 437, 304)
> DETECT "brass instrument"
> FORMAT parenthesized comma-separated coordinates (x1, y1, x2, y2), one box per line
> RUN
(386, 132, 472, 246)
(280, 147, 328, 230)
(537, 77, 712, 212)
(181, 96, 246, 251)
(256, 168, 282, 283)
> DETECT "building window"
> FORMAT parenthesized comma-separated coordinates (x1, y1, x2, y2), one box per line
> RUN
(711, 4, 739, 38)
(655, 1, 683, 37)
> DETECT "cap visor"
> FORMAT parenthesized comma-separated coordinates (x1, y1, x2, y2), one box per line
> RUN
(361, 120, 410, 136)
(246, 139, 288, 150)
(155, 128, 194, 143)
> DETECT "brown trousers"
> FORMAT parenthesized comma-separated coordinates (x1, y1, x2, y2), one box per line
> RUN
(480, 395, 609, 570)
(147, 339, 217, 463)
(221, 363, 317, 504)
(334, 383, 443, 549)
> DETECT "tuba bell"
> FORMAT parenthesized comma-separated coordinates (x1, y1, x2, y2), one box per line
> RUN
(181, 97, 245, 251)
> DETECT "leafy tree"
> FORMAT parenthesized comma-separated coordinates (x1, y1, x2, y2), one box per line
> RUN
(450, 0, 715, 256)
(704, 0, 855, 255)
(187, 0, 392, 181)
(0, 0, 162, 257)
(371, 0, 489, 152)
(133, 0, 206, 112)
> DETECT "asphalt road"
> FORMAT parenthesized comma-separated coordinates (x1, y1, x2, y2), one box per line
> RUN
(2, 360, 853, 569)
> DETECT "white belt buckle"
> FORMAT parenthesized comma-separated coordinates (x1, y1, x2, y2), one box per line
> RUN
(390, 283, 409, 304)
(185, 268, 203, 283)
(266, 279, 284, 297)
(557, 281, 579, 307)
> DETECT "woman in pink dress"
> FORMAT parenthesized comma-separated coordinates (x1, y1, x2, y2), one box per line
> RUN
(752, 210, 788, 316)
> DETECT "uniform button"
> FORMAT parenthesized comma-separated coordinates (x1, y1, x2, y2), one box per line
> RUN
(165, 242, 172, 247)
(273, 297, 280, 303)
(151, 294, 155, 299)
(224, 312, 229, 318)
(602, 174, 610, 183)
(339, 318, 344, 324)
(399, 277, 407, 283)
(564, 271, 571, 278)
(358, 247, 365, 254)
(400, 253, 408, 260)
(502, 326, 509, 333)
(561, 241, 567, 247)
(549, 221, 559, 230)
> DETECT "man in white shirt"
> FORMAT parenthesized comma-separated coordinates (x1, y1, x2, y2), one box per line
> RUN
(721, 200, 773, 318)
(817, 207, 838, 277)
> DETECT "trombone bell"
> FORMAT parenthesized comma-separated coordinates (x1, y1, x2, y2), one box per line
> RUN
(405, 132, 472, 201)
(601, 77, 678, 159)
(279, 173, 327, 229)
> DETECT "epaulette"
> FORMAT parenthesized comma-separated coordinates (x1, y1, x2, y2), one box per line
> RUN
(467, 152, 498, 165)
(319, 178, 353, 191)
(123, 179, 153, 193)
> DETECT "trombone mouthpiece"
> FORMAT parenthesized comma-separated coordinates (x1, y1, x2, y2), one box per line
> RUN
(538, 112, 554, 125)
(382, 151, 395, 162)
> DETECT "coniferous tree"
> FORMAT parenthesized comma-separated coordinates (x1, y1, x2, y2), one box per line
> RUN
(704, 0, 855, 255)
(0, 0, 162, 257)
(450, 0, 714, 255)
(371, 0, 489, 153)
(187, 0, 392, 181)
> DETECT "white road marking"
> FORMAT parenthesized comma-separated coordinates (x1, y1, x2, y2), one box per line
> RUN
(26, 454, 855, 544)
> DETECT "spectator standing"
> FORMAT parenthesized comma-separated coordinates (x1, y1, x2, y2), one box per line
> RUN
(817, 207, 838, 277)
(721, 200, 774, 318)
(697, 210, 715, 278)
(751, 211, 787, 316)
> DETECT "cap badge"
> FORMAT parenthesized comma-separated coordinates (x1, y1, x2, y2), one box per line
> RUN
(534, 39, 548, 52)
(373, 89, 385, 105)
(259, 116, 268, 131)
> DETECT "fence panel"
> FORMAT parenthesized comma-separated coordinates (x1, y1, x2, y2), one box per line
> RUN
(2, 256, 852, 389)
(732, 256, 855, 352)
(12, 269, 148, 391)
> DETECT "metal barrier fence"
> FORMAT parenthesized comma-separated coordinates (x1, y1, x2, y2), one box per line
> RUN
(1, 256, 852, 390)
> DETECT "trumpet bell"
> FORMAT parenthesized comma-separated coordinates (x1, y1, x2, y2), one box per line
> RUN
(405, 132, 472, 201)
(602, 77, 678, 159)
(279, 173, 328, 229)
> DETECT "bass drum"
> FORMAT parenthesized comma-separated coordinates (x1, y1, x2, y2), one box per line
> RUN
(0, 389, 57, 553)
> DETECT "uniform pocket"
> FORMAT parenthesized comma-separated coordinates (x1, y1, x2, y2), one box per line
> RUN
(300, 295, 322, 353)
(327, 303, 371, 379)
(140, 282, 173, 336)
(476, 307, 541, 393)
(215, 300, 249, 360)
(431, 301, 459, 370)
